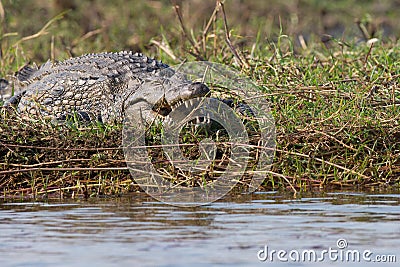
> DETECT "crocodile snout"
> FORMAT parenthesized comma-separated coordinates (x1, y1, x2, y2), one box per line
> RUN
(188, 82, 211, 98)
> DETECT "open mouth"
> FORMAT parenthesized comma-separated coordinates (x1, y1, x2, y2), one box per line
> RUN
(152, 97, 203, 117)
(151, 96, 172, 116)
(151, 81, 212, 117)
(153, 97, 216, 128)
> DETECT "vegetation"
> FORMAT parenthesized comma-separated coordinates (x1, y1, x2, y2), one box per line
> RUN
(0, 0, 399, 199)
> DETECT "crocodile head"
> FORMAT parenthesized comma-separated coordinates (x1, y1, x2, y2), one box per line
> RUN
(124, 76, 210, 124)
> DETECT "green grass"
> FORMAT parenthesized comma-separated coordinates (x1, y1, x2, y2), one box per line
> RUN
(0, 0, 399, 198)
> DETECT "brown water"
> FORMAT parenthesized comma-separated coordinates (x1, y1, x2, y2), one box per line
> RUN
(0, 191, 399, 267)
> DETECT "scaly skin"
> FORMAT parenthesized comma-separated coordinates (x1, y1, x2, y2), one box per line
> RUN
(3, 51, 210, 124)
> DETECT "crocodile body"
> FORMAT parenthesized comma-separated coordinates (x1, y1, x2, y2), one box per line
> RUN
(3, 51, 210, 124)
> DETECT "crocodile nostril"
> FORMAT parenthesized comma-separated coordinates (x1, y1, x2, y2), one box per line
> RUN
(190, 82, 210, 96)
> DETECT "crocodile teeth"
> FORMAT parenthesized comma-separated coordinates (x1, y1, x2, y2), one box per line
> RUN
(171, 100, 183, 110)
(164, 116, 173, 126)
(206, 114, 211, 124)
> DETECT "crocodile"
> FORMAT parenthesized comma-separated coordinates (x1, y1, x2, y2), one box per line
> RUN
(2, 51, 211, 124)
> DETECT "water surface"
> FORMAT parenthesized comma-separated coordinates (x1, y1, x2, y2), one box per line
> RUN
(0, 191, 399, 266)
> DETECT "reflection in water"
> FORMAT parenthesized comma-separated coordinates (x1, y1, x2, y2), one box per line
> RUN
(0, 191, 399, 267)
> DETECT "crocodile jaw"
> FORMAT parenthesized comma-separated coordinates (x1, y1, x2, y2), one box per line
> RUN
(166, 82, 210, 108)
(125, 80, 210, 124)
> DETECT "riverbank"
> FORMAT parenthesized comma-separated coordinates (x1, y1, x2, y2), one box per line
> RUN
(0, 1, 399, 198)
